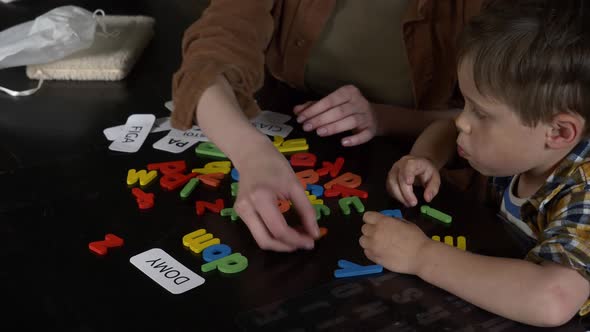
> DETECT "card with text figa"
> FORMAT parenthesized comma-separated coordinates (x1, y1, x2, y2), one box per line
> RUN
(104, 116, 171, 141)
(108, 114, 156, 153)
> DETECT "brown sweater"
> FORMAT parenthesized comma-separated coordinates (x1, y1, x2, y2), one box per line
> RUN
(171, 0, 484, 129)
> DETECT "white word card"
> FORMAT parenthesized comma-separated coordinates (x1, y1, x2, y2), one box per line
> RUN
(152, 127, 208, 153)
(103, 116, 171, 141)
(130, 248, 205, 294)
(108, 114, 155, 153)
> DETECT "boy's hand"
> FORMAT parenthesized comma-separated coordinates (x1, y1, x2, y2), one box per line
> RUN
(233, 146, 319, 252)
(359, 211, 430, 275)
(387, 155, 440, 207)
(293, 85, 377, 147)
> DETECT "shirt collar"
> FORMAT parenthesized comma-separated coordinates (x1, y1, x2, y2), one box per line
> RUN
(528, 138, 590, 211)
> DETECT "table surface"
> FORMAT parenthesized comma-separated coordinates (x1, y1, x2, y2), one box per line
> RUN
(1, 1, 589, 331)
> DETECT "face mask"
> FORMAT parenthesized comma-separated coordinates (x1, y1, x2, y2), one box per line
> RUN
(0, 5, 106, 96)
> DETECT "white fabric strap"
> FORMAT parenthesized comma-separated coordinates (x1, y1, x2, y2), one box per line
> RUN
(0, 77, 43, 96)
(93, 9, 120, 38)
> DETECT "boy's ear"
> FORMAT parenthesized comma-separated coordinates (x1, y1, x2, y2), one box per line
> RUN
(546, 113, 585, 149)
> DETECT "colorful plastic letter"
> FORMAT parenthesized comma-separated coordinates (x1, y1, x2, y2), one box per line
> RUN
(444, 236, 454, 246)
(127, 169, 157, 187)
(296, 169, 319, 187)
(456, 236, 467, 251)
(196, 199, 225, 215)
(431, 235, 466, 251)
(195, 142, 227, 159)
(231, 168, 240, 181)
(182, 229, 220, 254)
(131, 187, 154, 209)
(231, 182, 239, 197)
(306, 184, 324, 198)
(180, 178, 199, 199)
(290, 152, 317, 167)
(316, 157, 344, 177)
(325, 184, 368, 199)
(338, 196, 365, 215)
(221, 208, 240, 221)
(380, 209, 403, 218)
(147, 160, 186, 175)
(324, 172, 361, 189)
(277, 199, 290, 213)
(201, 253, 248, 274)
(89, 234, 124, 256)
(192, 161, 232, 174)
(277, 138, 309, 154)
(160, 173, 196, 191)
(196, 172, 224, 187)
(272, 135, 284, 148)
(313, 204, 331, 220)
(202, 244, 232, 262)
(421, 205, 452, 224)
(334, 259, 383, 278)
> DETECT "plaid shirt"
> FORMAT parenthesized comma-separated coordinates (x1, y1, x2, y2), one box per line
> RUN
(489, 138, 590, 315)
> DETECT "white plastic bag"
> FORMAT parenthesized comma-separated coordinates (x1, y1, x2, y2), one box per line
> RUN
(0, 5, 97, 70)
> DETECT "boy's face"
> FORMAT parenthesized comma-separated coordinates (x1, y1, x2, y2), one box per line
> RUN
(455, 61, 551, 177)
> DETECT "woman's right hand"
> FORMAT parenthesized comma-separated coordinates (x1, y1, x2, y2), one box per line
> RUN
(174, 75, 319, 252)
(233, 143, 319, 252)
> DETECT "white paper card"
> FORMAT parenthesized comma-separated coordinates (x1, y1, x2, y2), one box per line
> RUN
(152, 127, 208, 153)
(108, 114, 156, 153)
(130, 248, 205, 294)
(163, 101, 292, 137)
(165, 101, 290, 124)
(251, 119, 293, 137)
(104, 117, 171, 141)
(254, 110, 291, 124)
(164, 100, 174, 112)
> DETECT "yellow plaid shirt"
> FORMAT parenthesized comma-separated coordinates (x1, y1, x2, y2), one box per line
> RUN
(490, 139, 590, 316)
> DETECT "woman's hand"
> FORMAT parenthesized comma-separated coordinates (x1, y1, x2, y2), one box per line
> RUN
(293, 85, 378, 147)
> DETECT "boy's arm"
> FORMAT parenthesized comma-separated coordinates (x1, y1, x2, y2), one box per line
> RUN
(418, 241, 590, 327)
(408, 118, 458, 169)
(394, 118, 458, 168)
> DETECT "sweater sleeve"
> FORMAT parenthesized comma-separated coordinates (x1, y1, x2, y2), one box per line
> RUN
(171, 0, 275, 129)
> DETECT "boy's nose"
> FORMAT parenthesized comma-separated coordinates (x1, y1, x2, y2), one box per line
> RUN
(455, 111, 471, 134)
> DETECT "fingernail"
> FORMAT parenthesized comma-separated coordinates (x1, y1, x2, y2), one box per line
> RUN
(342, 139, 351, 146)
(305, 242, 315, 250)
(317, 128, 327, 136)
(303, 123, 313, 131)
(297, 116, 305, 123)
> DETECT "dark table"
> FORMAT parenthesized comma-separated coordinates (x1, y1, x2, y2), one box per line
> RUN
(1, 1, 589, 331)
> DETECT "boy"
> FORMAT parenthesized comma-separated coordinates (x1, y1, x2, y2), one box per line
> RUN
(360, 0, 590, 327)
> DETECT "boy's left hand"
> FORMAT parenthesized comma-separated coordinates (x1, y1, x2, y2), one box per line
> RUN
(359, 211, 430, 275)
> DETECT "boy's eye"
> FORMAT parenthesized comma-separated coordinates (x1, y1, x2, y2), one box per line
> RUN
(472, 107, 487, 119)
(466, 102, 487, 119)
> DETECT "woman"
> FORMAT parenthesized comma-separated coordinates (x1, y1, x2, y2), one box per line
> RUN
(171, 0, 484, 252)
